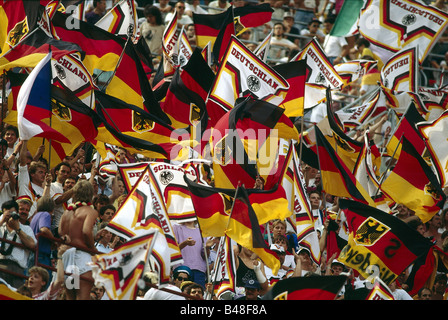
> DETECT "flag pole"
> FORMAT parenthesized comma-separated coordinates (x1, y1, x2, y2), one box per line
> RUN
(1, 71, 5, 132)
(373, 134, 403, 198)
(208, 235, 225, 300)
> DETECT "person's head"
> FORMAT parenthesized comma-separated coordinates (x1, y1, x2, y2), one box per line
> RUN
(2, 199, 19, 215)
(63, 176, 77, 192)
(239, 28, 252, 40)
(270, 243, 286, 264)
(144, 5, 163, 25)
(440, 208, 448, 229)
(70, 161, 82, 178)
(185, 283, 204, 299)
(243, 279, 261, 300)
(433, 273, 448, 295)
(323, 16, 336, 33)
(355, 37, 371, 52)
(174, 1, 186, 16)
(36, 196, 55, 214)
(298, 247, 312, 265)
(427, 214, 442, 230)
(72, 179, 94, 204)
(54, 161, 71, 184)
(29, 161, 47, 185)
(271, 219, 287, 237)
(330, 260, 344, 275)
(172, 265, 192, 287)
(3, 125, 18, 147)
(418, 287, 432, 300)
(406, 217, 426, 236)
(93, 0, 106, 12)
(93, 194, 110, 212)
(16, 196, 32, 224)
(273, 22, 286, 37)
(282, 12, 295, 26)
(99, 204, 116, 222)
(186, 23, 195, 37)
(27, 266, 50, 293)
(308, 191, 321, 209)
(273, 234, 288, 252)
(90, 284, 106, 300)
(307, 18, 322, 31)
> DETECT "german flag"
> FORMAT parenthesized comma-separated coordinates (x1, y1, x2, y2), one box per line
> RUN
(193, 9, 231, 49)
(405, 245, 448, 297)
(212, 7, 235, 64)
(315, 125, 375, 206)
(262, 275, 347, 300)
(273, 59, 306, 118)
(366, 277, 395, 300)
(338, 198, 434, 285)
(161, 48, 214, 130)
(233, 3, 273, 36)
(225, 185, 281, 275)
(185, 175, 291, 238)
(380, 136, 446, 223)
(94, 90, 189, 160)
(51, 11, 169, 123)
(0, 1, 42, 55)
(0, 28, 83, 73)
(385, 102, 426, 159)
(211, 98, 296, 190)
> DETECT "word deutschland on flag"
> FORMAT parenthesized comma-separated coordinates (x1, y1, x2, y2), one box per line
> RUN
(358, 0, 448, 63)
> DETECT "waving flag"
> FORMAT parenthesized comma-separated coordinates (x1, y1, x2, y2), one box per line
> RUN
(0, 0, 42, 55)
(162, 9, 179, 78)
(292, 38, 344, 89)
(366, 277, 395, 300)
(193, 9, 231, 49)
(254, 31, 272, 62)
(148, 162, 197, 223)
(90, 230, 156, 300)
(417, 110, 448, 187)
(212, 6, 235, 64)
(329, 0, 363, 37)
(210, 236, 237, 299)
(51, 11, 168, 123)
(106, 165, 183, 266)
(315, 126, 375, 206)
(0, 27, 83, 73)
(206, 36, 289, 127)
(380, 47, 418, 93)
(335, 59, 378, 89)
(233, 3, 273, 35)
(16, 52, 69, 143)
(358, 0, 448, 63)
(95, 0, 138, 38)
(161, 48, 214, 130)
(418, 86, 448, 121)
(385, 102, 426, 159)
(263, 275, 347, 300)
(211, 98, 297, 190)
(273, 59, 306, 118)
(226, 185, 281, 275)
(281, 142, 320, 265)
(338, 198, 434, 285)
(381, 136, 446, 223)
(178, 26, 193, 69)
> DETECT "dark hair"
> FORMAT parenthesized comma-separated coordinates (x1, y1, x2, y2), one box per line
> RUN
(3, 125, 18, 139)
(356, 37, 371, 48)
(99, 204, 116, 217)
(144, 5, 163, 25)
(2, 199, 19, 212)
(54, 161, 71, 173)
(93, 194, 110, 207)
(324, 17, 336, 24)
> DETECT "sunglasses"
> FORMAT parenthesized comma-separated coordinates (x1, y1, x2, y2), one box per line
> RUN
(177, 276, 189, 281)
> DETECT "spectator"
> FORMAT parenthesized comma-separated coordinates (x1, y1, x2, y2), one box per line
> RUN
(234, 279, 262, 300)
(0, 158, 16, 208)
(185, 0, 208, 16)
(300, 18, 325, 47)
(153, 0, 173, 22)
(86, 0, 107, 25)
(141, 5, 166, 58)
(164, 1, 193, 28)
(208, 0, 231, 14)
(322, 16, 350, 65)
(173, 219, 208, 288)
(49, 162, 73, 236)
(269, 22, 299, 62)
(16, 196, 32, 226)
(293, 0, 319, 32)
(59, 179, 99, 300)
(0, 200, 36, 288)
(282, 11, 301, 47)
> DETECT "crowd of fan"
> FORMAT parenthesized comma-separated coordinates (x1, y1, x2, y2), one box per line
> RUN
(0, 0, 448, 301)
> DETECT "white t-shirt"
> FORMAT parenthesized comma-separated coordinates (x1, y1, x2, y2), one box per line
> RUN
(323, 34, 348, 57)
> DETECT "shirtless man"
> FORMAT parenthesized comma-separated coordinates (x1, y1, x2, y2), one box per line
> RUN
(59, 179, 98, 300)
